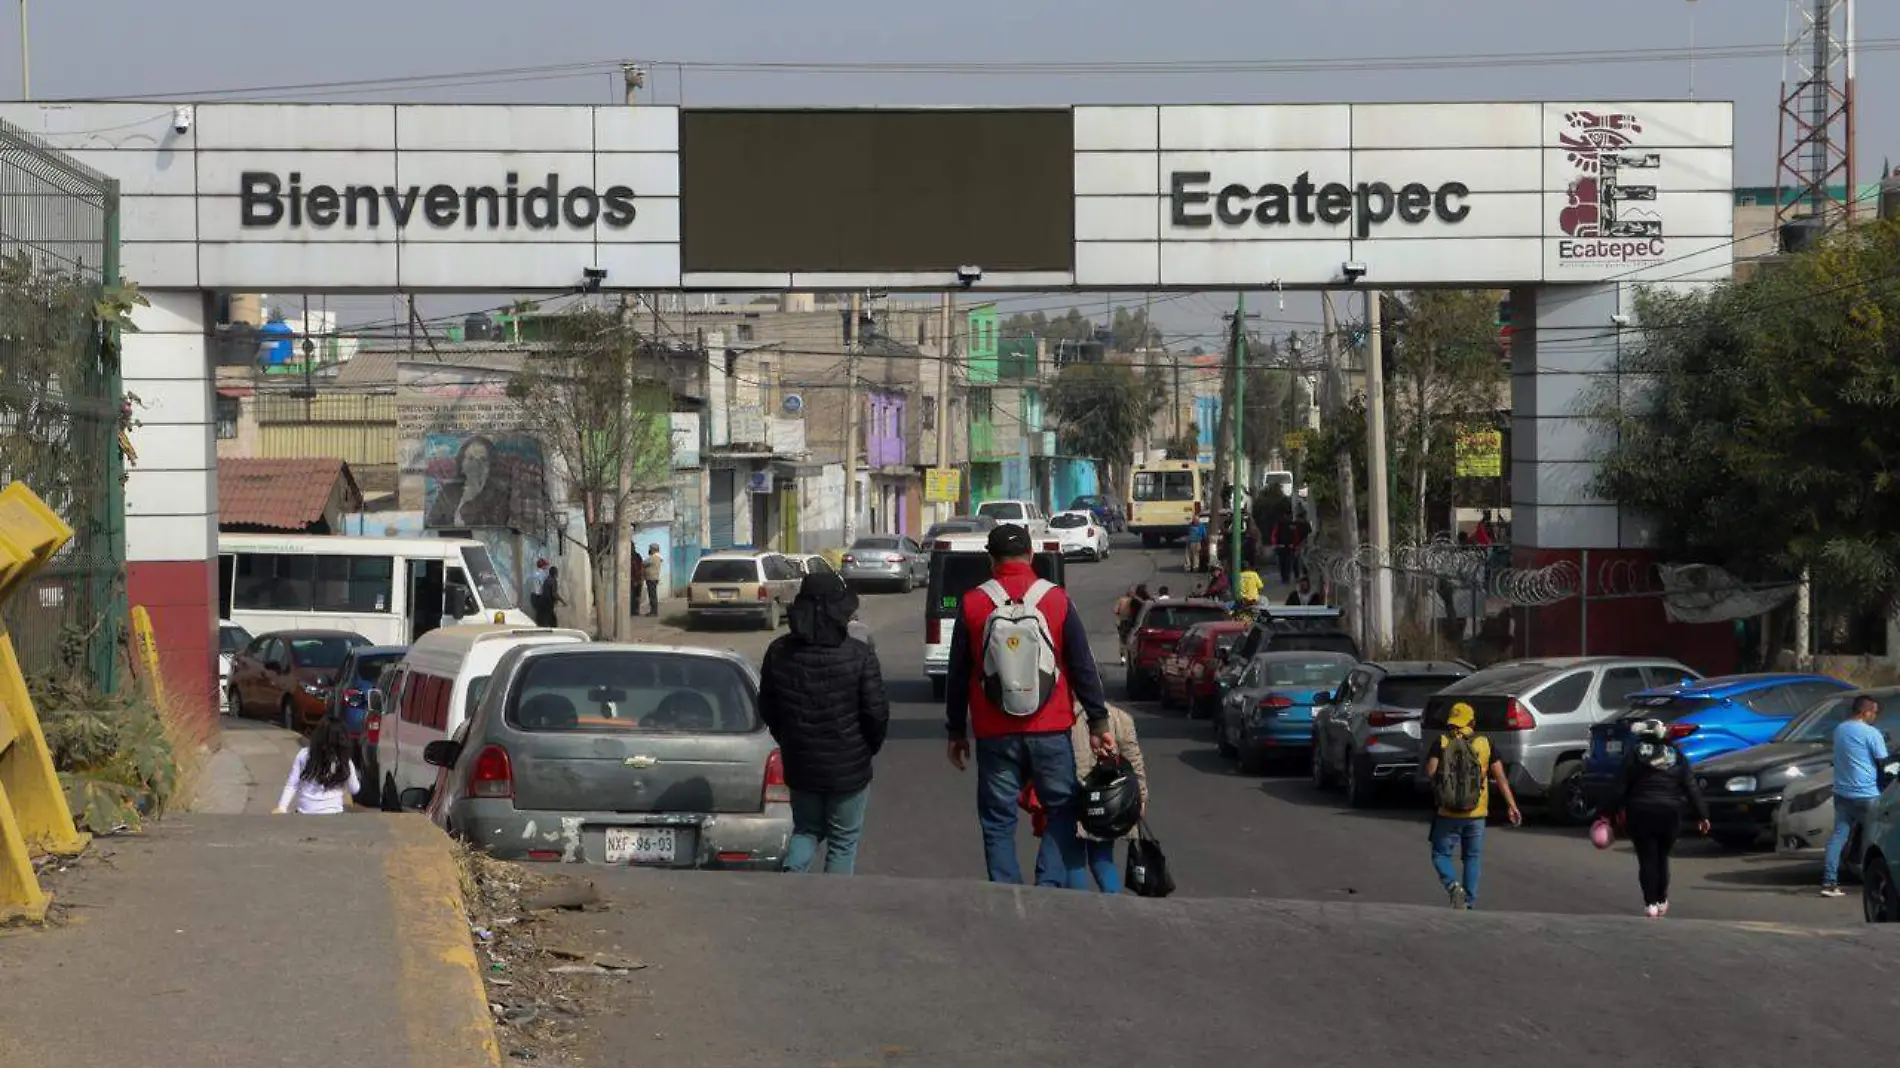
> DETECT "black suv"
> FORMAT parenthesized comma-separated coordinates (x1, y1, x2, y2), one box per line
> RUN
(1218, 607, 1361, 691)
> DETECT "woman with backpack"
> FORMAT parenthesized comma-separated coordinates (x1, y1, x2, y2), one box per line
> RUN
(1423, 702, 1522, 909)
(1604, 718, 1710, 917)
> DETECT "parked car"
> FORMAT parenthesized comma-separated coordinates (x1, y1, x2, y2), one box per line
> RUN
(1743, 689, 1900, 855)
(839, 535, 929, 592)
(923, 515, 996, 541)
(218, 620, 253, 710)
(1068, 493, 1125, 533)
(1313, 659, 1473, 807)
(1158, 620, 1248, 718)
(226, 629, 372, 730)
(1581, 673, 1851, 818)
(686, 551, 803, 629)
(1850, 758, 1900, 922)
(407, 642, 792, 871)
(1217, 651, 1357, 775)
(1048, 510, 1110, 561)
(794, 553, 837, 579)
(1417, 657, 1702, 824)
(974, 499, 1049, 537)
(1123, 599, 1232, 700)
(1219, 606, 1361, 693)
(327, 644, 409, 738)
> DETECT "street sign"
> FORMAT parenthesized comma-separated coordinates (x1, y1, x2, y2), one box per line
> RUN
(1455, 427, 1503, 478)
(925, 468, 961, 503)
(1282, 430, 1307, 453)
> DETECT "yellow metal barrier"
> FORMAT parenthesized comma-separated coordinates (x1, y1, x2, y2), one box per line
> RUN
(0, 483, 89, 922)
(129, 605, 167, 709)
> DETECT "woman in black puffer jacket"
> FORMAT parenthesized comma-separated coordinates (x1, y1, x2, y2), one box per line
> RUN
(758, 570, 890, 875)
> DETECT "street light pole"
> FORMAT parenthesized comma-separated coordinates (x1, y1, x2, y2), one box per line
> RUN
(18, 0, 28, 101)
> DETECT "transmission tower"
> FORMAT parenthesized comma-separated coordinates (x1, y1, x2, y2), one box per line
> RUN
(1774, 0, 1857, 248)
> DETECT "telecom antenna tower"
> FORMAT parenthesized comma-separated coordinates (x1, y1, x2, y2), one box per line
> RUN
(1774, 0, 1857, 248)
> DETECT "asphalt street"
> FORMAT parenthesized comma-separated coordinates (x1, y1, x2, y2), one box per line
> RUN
(697, 533, 1859, 927)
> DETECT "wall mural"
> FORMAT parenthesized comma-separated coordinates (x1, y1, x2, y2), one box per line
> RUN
(422, 432, 548, 531)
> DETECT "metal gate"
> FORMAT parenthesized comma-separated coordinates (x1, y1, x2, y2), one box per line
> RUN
(708, 468, 735, 550)
(0, 119, 124, 691)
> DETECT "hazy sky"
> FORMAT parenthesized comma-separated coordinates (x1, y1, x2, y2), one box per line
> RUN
(13, 0, 1894, 341)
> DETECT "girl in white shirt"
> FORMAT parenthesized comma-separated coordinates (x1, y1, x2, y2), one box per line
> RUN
(274, 718, 361, 815)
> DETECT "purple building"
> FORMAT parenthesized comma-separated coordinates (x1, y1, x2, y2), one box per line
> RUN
(865, 389, 913, 536)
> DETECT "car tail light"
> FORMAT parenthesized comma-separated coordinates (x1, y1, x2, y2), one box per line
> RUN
(1259, 695, 1293, 711)
(366, 714, 381, 746)
(884, 553, 905, 563)
(524, 850, 561, 862)
(933, 540, 951, 551)
(842, 553, 857, 564)
(1503, 699, 1536, 730)
(1367, 709, 1419, 728)
(764, 749, 791, 804)
(469, 745, 514, 799)
(757, 586, 770, 601)
(342, 686, 363, 708)
(1668, 723, 1699, 740)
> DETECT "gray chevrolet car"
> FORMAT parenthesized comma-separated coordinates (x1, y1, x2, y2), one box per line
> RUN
(1311, 659, 1472, 807)
(405, 642, 791, 870)
(839, 534, 929, 592)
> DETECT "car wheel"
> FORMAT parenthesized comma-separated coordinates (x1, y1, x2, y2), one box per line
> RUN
(930, 677, 947, 701)
(1236, 743, 1266, 776)
(1547, 760, 1595, 826)
(226, 686, 243, 719)
(900, 572, 914, 594)
(380, 772, 403, 813)
(1346, 753, 1376, 809)
(1864, 855, 1900, 923)
(761, 602, 781, 631)
(1711, 829, 1764, 851)
(280, 698, 296, 731)
(1310, 741, 1336, 790)
(1141, 533, 1159, 549)
(1216, 716, 1237, 758)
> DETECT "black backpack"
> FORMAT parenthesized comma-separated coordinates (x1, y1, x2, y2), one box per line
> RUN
(1433, 732, 1487, 812)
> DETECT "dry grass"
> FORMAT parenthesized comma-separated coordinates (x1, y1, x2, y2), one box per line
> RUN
(153, 693, 207, 818)
(1813, 656, 1900, 689)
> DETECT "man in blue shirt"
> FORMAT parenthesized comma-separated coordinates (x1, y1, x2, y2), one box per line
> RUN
(1184, 513, 1207, 573)
(1824, 695, 1890, 897)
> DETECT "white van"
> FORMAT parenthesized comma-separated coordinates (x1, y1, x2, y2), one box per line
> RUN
(368, 624, 588, 807)
(921, 531, 1066, 699)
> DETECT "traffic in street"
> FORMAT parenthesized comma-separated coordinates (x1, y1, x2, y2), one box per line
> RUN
(671, 530, 1864, 927)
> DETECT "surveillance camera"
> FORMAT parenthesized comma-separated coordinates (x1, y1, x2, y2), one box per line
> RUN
(580, 266, 608, 292)
(1340, 261, 1368, 283)
(172, 105, 194, 135)
(1610, 312, 1632, 327)
(955, 265, 983, 288)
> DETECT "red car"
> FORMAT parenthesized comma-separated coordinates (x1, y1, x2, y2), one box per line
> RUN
(1158, 620, 1248, 718)
(226, 629, 371, 731)
(1122, 599, 1231, 701)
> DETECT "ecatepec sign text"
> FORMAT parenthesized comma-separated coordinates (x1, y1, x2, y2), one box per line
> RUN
(239, 171, 638, 231)
(1169, 171, 1471, 240)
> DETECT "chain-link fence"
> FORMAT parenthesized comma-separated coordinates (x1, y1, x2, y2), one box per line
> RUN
(0, 118, 125, 690)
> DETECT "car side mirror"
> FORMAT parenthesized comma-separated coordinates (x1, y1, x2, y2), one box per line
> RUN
(422, 739, 462, 769)
(397, 787, 434, 812)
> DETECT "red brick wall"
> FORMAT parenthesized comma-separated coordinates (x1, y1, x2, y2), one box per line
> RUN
(126, 559, 217, 742)
(1512, 546, 1739, 676)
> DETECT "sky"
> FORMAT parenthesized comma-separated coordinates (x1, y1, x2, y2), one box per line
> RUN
(10, 0, 1895, 343)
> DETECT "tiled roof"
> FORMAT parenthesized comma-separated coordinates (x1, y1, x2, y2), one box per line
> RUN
(218, 457, 359, 531)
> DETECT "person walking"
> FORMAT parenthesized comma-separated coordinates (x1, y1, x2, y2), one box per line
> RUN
(1605, 718, 1710, 917)
(1284, 575, 1322, 606)
(1424, 702, 1522, 909)
(1185, 513, 1207, 573)
(643, 544, 664, 616)
(1234, 564, 1265, 609)
(628, 545, 646, 618)
(273, 718, 360, 816)
(1067, 702, 1148, 891)
(757, 571, 891, 875)
(1270, 516, 1297, 585)
(528, 557, 554, 626)
(946, 524, 1114, 887)
(1114, 586, 1138, 665)
(1823, 694, 1890, 897)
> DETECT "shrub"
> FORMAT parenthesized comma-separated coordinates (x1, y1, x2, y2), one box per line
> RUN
(31, 677, 180, 835)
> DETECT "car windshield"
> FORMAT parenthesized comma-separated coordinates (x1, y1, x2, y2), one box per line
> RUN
(977, 502, 1025, 520)
(1620, 694, 1720, 723)
(1377, 675, 1467, 708)
(1268, 632, 1360, 656)
(1133, 471, 1196, 501)
(925, 523, 977, 539)
(1142, 605, 1228, 630)
(1259, 656, 1355, 689)
(693, 559, 759, 583)
(290, 635, 364, 669)
(1070, 496, 1103, 509)
(852, 538, 901, 551)
(929, 552, 1061, 617)
(460, 546, 516, 610)
(1777, 695, 1855, 743)
(353, 652, 403, 684)
(506, 651, 759, 733)
(1049, 513, 1090, 529)
(1443, 662, 1554, 694)
(219, 625, 252, 653)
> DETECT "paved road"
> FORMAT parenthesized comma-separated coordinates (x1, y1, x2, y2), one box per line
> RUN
(700, 534, 1858, 927)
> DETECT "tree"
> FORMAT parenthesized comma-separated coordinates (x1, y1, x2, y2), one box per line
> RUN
(507, 305, 676, 637)
(1594, 220, 1900, 612)
(1046, 361, 1163, 484)
(1384, 290, 1507, 543)
(1163, 421, 1200, 460)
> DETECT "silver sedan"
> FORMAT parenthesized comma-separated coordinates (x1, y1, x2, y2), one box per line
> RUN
(839, 535, 929, 592)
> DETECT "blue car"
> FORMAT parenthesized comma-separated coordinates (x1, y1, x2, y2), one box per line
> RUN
(1580, 673, 1851, 811)
(1216, 650, 1357, 775)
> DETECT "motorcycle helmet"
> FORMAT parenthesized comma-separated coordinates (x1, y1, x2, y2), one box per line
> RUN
(1079, 755, 1142, 839)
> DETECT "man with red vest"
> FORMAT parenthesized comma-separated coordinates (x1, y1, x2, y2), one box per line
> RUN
(946, 524, 1114, 886)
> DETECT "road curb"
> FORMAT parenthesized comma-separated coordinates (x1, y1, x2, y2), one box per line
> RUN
(383, 816, 502, 1068)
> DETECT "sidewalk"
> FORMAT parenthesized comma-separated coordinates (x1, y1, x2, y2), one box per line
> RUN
(191, 719, 306, 814)
(0, 814, 498, 1068)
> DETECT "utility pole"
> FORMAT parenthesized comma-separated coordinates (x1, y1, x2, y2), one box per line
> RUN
(1229, 293, 1248, 579)
(1286, 333, 1304, 511)
(611, 62, 643, 641)
(843, 291, 862, 546)
(1322, 293, 1361, 631)
(936, 292, 954, 522)
(1364, 289, 1394, 651)
(17, 1, 27, 100)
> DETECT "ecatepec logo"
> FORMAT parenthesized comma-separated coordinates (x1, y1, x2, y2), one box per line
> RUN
(1169, 171, 1470, 240)
(239, 171, 638, 231)
(1554, 111, 1664, 265)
